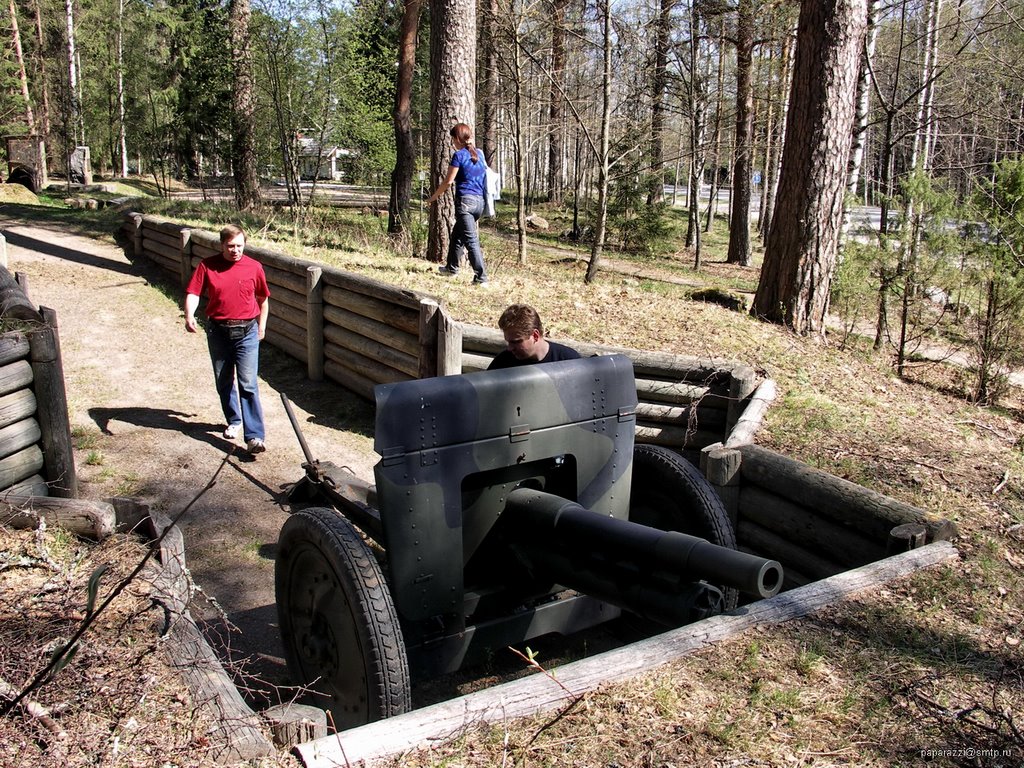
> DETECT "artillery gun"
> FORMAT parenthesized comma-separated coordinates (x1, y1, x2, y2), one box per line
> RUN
(275, 354, 782, 729)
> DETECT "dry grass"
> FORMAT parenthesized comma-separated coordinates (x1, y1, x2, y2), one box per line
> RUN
(1, 198, 1023, 766)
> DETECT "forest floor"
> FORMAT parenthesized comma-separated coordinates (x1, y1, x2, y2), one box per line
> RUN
(1, 194, 1023, 767)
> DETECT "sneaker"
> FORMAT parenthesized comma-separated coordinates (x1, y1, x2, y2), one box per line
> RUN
(472, 275, 489, 285)
(247, 438, 266, 455)
(438, 265, 458, 277)
(223, 424, 241, 440)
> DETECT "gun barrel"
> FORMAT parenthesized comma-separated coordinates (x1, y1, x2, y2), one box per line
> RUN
(505, 488, 783, 608)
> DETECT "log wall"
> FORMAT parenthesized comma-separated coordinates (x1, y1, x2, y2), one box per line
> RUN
(0, 267, 77, 498)
(700, 442, 957, 590)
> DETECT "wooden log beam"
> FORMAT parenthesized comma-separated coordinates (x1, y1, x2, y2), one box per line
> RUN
(0, 494, 115, 540)
(736, 518, 843, 584)
(323, 285, 420, 335)
(325, 305, 420, 358)
(0, 360, 33, 396)
(0, 417, 41, 460)
(307, 266, 324, 382)
(0, 445, 46, 493)
(264, 329, 306, 363)
(0, 266, 41, 322)
(0, 333, 30, 366)
(294, 542, 959, 767)
(323, 326, 419, 379)
(725, 379, 777, 448)
(0, 388, 36, 429)
(265, 281, 306, 313)
(739, 485, 886, 567)
(737, 444, 957, 544)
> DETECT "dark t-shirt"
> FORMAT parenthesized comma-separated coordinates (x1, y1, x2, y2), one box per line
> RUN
(488, 341, 581, 370)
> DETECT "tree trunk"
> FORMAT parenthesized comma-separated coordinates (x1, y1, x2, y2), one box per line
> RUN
(752, 0, 868, 334)
(116, 0, 128, 177)
(480, 0, 499, 165)
(9, 0, 35, 132)
(230, 0, 261, 211)
(727, 0, 754, 265)
(584, 0, 612, 284)
(646, 0, 675, 207)
(428, 0, 476, 262)
(388, 0, 421, 236)
(546, 0, 566, 204)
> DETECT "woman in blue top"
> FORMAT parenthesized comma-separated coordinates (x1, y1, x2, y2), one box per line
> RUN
(426, 123, 489, 285)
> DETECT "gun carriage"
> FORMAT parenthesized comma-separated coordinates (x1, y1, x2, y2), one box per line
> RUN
(276, 355, 782, 729)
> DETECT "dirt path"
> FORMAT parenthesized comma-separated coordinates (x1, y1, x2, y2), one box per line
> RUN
(1, 213, 379, 703)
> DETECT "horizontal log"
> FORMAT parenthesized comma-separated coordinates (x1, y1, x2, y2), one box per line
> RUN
(324, 358, 377, 401)
(264, 329, 306, 363)
(0, 494, 115, 541)
(324, 338, 414, 384)
(739, 485, 886, 567)
(320, 264, 426, 312)
(323, 325, 419, 379)
(0, 444, 44, 490)
(146, 217, 188, 239)
(634, 402, 727, 432)
(139, 242, 176, 268)
(0, 388, 36, 429)
(0, 359, 33, 396)
(245, 244, 313, 277)
(140, 224, 183, 250)
(3, 474, 48, 496)
(737, 444, 957, 544)
(191, 241, 219, 260)
(325, 305, 420, 358)
(269, 298, 306, 330)
(142, 236, 181, 264)
(266, 282, 306, 313)
(635, 377, 715, 406)
(0, 417, 41, 460)
(461, 351, 491, 373)
(737, 518, 842, 584)
(0, 333, 30, 366)
(263, 265, 307, 295)
(296, 541, 959, 767)
(633, 423, 723, 450)
(186, 228, 220, 253)
(323, 285, 420, 335)
(267, 313, 305, 346)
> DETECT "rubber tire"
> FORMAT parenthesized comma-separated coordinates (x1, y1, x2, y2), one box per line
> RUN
(276, 507, 410, 728)
(629, 444, 739, 611)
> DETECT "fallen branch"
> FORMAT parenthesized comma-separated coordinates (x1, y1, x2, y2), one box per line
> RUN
(0, 675, 66, 740)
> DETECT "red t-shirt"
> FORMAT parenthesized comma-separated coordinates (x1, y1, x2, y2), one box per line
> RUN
(186, 255, 271, 321)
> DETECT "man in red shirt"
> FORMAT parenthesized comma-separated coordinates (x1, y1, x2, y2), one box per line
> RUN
(184, 224, 271, 454)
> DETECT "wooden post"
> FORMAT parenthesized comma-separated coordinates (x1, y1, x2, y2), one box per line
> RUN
(28, 307, 77, 498)
(262, 703, 327, 748)
(888, 523, 927, 554)
(418, 298, 440, 379)
(130, 213, 143, 259)
(436, 304, 463, 376)
(725, 364, 758, 436)
(0, 233, 6, 269)
(179, 227, 193, 290)
(307, 266, 324, 381)
(725, 378, 777, 448)
(700, 442, 742, 528)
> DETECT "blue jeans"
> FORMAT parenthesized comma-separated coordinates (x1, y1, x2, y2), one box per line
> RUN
(446, 195, 487, 280)
(206, 322, 265, 442)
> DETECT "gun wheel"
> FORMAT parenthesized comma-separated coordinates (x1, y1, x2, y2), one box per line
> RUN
(276, 507, 410, 728)
(629, 444, 739, 610)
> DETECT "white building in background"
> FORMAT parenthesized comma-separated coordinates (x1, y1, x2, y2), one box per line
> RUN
(296, 136, 354, 181)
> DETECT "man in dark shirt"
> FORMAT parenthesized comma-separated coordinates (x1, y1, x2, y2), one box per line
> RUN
(488, 304, 581, 369)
